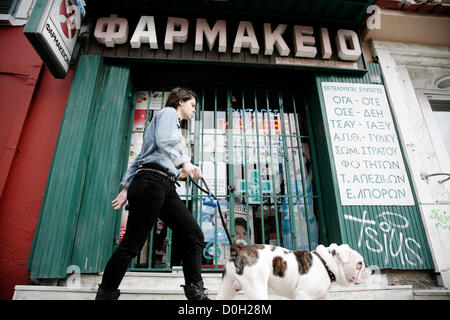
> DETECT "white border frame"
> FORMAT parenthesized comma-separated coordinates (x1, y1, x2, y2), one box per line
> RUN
(416, 91, 450, 188)
(371, 40, 450, 280)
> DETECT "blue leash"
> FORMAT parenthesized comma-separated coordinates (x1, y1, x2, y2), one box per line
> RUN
(190, 177, 233, 245)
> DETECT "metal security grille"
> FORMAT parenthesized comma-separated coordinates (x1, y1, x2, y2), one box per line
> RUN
(119, 87, 325, 272)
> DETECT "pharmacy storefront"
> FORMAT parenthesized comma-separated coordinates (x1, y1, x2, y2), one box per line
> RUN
(26, 0, 434, 280)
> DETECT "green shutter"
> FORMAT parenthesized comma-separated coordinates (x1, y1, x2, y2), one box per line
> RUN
(70, 64, 132, 273)
(27, 56, 132, 278)
(308, 63, 433, 270)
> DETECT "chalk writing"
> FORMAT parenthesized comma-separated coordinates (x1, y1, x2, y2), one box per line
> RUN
(66, 265, 81, 289)
(344, 210, 423, 267)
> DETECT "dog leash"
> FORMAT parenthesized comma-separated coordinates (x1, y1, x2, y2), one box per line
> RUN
(189, 177, 233, 245)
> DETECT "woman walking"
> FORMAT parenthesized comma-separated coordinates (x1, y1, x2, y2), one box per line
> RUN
(95, 87, 209, 300)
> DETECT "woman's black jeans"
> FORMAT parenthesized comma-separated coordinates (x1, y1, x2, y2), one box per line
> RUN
(100, 171, 205, 291)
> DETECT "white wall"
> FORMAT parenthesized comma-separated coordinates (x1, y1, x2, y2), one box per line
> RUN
(372, 40, 450, 288)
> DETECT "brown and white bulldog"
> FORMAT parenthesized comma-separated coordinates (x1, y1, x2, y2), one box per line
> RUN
(216, 243, 373, 300)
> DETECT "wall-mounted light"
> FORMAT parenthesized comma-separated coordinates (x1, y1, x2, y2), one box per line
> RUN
(421, 173, 450, 184)
(435, 75, 450, 89)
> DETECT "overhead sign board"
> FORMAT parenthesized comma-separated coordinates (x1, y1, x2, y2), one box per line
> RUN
(88, 14, 367, 72)
(24, 0, 85, 78)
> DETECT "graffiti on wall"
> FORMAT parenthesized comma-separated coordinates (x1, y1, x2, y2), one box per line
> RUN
(429, 209, 450, 231)
(344, 210, 423, 267)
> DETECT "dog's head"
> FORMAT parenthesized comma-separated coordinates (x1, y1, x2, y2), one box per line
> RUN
(328, 243, 372, 285)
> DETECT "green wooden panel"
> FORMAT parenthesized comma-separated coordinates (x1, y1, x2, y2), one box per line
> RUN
(23, 0, 46, 33)
(308, 63, 434, 270)
(27, 55, 106, 278)
(308, 84, 343, 245)
(70, 64, 132, 273)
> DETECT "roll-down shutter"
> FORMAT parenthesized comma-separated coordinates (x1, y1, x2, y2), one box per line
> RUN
(27, 56, 132, 278)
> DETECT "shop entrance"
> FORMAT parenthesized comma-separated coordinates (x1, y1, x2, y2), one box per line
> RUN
(117, 64, 327, 272)
(27, 58, 434, 279)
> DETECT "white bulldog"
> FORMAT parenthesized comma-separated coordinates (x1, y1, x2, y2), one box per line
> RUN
(216, 243, 373, 300)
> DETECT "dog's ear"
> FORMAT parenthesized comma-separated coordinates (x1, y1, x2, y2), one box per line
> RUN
(335, 244, 351, 263)
(230, 242, 244, 258)
(327, 243, 338, 257)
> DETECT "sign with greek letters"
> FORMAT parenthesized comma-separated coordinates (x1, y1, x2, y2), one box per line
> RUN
(24, 0, 85, 78)
(90, 14, 365, 71)
(321, 82, 414, 206)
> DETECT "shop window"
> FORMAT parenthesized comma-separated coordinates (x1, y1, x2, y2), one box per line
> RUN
(120, 88, 322, 271)
(0, 0, 14, 15)
(429, 98, 450, 159)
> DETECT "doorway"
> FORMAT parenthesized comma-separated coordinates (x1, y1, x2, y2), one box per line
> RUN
(117, 63, 326, 272)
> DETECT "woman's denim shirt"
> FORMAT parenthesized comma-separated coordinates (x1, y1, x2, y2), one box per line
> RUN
(120, 107, 190, 189)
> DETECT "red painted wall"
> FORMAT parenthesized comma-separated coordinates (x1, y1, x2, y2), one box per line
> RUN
(0, 26, 74, 299)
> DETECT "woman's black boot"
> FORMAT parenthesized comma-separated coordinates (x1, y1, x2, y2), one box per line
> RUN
(95, 284, 121, 300)
(182, 281, 210, 300)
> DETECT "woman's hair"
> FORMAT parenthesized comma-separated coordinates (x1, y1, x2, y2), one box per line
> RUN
(165, 87, 196, 109)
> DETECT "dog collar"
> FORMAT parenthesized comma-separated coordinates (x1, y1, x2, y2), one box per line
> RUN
(313, 251, 336, 282)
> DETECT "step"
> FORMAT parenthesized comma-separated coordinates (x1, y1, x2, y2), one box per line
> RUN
(330, 274, 389, 288)
(13, 284, 414, 300)
(13, 285, 285, 300)
(63, 272, 389, 290)
(413, 289, 450, 300)
(326, 285, 414, 300)
(62, 272, 224, 291)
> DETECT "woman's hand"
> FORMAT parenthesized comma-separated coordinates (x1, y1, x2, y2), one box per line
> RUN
(112, 188, 128, 210)
(182, 162, 203, 180)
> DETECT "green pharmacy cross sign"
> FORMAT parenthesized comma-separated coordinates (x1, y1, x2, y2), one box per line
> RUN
(24, 0, 85, 78)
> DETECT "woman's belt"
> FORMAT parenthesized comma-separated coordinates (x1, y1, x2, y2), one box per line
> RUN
(136, 164, 179, 185)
